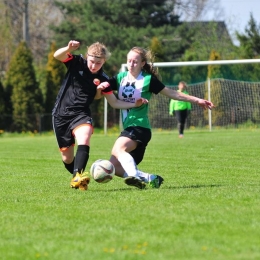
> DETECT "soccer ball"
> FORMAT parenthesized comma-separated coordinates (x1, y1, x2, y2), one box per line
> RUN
(90, 159, 115, 183)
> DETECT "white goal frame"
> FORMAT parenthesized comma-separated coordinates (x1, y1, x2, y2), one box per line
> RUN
(104, 58, 260, 134)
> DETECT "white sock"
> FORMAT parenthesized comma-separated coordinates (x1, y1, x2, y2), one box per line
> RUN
(118, 153, 138, 177)
(123, 169, 156, 183)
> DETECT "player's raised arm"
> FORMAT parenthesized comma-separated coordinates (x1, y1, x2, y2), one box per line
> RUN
(54, 40, 80, 61)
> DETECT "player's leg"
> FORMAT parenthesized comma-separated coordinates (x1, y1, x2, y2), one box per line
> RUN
(111, 135, 139, 177)
(70, 121, 93, 190)
(175, 110, 183, 137)
(61, 146, 75, 174)
(110, 155, 125, 177)
(111, 126, 163, 189)
(110, 131, 146, 189)
(52, 116, 75, 174)
(129, 146, 164, 189)
(73, 124, 92, 175)
(179, 109, 188, 137)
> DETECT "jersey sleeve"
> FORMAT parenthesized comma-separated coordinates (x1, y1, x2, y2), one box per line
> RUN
(101, 84, 113, 94)
(149, 76, 166, 94)
(107, 77, 118, 91)
(62, 53, 80, 69)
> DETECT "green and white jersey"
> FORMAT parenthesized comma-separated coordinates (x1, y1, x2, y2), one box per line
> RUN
(109, 71, 165, 129)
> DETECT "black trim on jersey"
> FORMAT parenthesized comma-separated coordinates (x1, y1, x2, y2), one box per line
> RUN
(108, 73, 165, 94)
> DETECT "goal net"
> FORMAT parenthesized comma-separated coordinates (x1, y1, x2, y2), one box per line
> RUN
(149, 79, 260, 130)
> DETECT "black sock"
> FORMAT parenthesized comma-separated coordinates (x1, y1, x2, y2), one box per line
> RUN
(73, 145, 90, 176)
(63, 159, 74, 174)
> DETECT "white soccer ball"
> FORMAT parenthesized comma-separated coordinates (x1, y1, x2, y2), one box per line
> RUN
(90, 159, 115, 183)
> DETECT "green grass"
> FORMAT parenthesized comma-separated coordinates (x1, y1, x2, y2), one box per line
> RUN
(0, 129, 259, 260)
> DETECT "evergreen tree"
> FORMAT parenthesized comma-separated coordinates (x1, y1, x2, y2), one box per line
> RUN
(234, 14, 260, 81)
(0, 80, 4, 115)
(0, 80, 5, 130)
(236, 13, 260, 58)
(5, 41, 43, 132)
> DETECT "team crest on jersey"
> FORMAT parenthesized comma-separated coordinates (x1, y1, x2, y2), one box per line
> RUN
(122, 82, 135, 101)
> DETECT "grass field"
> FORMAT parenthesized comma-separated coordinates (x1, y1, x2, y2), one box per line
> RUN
(0, 129, 259, 260)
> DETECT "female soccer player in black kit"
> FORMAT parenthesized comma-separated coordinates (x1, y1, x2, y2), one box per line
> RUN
(52, 40, 147, 191)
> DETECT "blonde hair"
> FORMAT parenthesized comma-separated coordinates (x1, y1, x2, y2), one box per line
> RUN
(86, 42, 111, 60)
(129, 47, 159, 78)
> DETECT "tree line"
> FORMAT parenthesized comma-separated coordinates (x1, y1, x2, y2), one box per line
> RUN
(0, 0, 260, 132)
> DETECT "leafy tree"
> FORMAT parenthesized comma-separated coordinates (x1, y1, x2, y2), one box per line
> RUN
(0, 2, 15, 72)
(5, 42, 43, 132)
(45, 42, 66, 113)
(150, 37, 164, 62)
(3, 0, 64, 67)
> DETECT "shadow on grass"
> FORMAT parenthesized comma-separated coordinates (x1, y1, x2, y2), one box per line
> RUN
(88, 184, 222, 192)
(89, 187, 142, 192)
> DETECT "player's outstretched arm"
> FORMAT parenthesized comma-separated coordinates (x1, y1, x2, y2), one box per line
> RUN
(160, 87, 214, 110)
(54, 40, 80, 61)
(104, 94, 147, 109)
(97, 82, 148, 108)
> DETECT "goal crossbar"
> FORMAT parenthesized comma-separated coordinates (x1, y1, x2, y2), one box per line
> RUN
(120, 58, 260, 71)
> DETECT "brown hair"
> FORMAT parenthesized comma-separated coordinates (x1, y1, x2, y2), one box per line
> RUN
(179, 81, 188, 90)
(86, 42, 111, 60)
(129, 47, 159, 78)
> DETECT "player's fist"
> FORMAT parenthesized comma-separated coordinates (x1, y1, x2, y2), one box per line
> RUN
(135, 98, 148, 107)
(68, 40, 80, 49)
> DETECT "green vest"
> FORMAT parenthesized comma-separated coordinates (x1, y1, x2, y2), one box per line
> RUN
(169, 90, 191, 113)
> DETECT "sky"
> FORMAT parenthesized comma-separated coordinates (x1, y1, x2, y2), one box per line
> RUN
(216, 0, 260, 45)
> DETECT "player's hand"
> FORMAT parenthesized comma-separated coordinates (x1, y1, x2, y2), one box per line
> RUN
(97, 82, 110, 90)
(68, 40, 80, 51)
(135, 98, 148, 107)
(197, 99, 215, 110)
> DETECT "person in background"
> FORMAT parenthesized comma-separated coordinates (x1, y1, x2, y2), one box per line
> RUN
(101, 47, 214, 190)
(169, 81, 191, 138)
(52, 40, 147, 191)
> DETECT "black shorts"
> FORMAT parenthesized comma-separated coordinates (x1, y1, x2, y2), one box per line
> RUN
(119, 126, 152, 165)
(53, 115, 93, 150)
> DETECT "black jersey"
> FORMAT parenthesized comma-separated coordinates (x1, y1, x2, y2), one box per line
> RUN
(52, 54, 111, 117)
